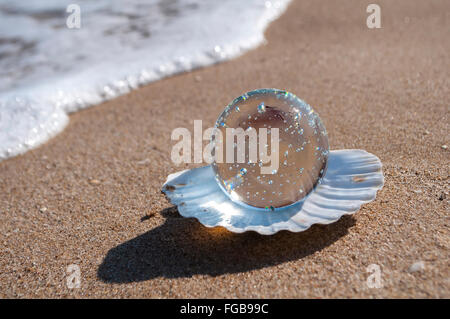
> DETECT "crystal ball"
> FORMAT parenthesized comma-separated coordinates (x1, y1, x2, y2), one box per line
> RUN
(211, 89, 329, 210)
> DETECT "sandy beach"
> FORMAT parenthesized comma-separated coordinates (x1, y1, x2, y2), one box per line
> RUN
(0, 0, 449, 298)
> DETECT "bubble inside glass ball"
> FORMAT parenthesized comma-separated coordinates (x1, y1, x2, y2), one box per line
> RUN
(212, 89, 329, 210)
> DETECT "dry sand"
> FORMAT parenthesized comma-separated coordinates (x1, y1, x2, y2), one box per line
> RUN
(0, 0, 449, 298)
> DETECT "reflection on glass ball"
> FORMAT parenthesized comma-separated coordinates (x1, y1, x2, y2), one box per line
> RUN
(212, 89, 329, 210)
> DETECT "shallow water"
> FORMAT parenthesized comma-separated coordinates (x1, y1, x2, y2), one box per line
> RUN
(0, 0, 291, 160)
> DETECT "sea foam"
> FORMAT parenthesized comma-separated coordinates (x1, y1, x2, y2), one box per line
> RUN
(0, 0, 291, 160)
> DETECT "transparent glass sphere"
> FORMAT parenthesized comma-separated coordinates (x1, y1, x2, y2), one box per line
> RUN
(212, 88, 329, 210)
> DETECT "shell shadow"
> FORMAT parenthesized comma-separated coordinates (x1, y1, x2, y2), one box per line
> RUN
(97, 207, 355, 283)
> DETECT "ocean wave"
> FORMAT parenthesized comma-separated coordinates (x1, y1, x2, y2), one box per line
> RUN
(0, 0, 291, 160)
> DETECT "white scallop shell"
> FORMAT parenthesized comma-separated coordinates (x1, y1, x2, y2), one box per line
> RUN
(162, 149, 384, 235)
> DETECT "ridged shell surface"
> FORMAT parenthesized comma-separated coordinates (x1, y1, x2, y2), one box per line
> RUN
(162, 149, 384, 235)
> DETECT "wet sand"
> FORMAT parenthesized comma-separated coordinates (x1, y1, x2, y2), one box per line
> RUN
(0, 0, 449, 298)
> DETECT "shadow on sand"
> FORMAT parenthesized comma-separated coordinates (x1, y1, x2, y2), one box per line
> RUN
(98, 207, 355, 283)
